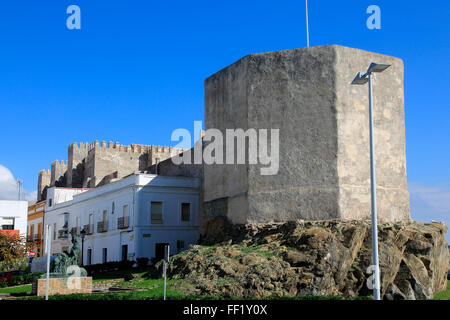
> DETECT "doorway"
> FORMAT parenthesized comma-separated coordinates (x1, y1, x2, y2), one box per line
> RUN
(121, 245, 128, 261)
(155, 243, 169, 262)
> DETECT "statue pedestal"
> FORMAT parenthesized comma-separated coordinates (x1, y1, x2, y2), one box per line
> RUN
(33, 277, 92, 296)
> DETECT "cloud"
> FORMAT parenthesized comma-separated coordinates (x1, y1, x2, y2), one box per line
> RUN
(0, 164, 36, 201)
(408, 181, 450, 241)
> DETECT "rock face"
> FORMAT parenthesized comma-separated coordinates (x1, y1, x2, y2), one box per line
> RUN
(160, 220, 448, 299)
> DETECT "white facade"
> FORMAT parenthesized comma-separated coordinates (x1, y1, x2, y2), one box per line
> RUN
(46, 187, 90, 210)
(44, 174, 200, 265)
(0, 200, 28, 236)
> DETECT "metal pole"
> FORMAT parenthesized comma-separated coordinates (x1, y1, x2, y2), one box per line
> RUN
(305, 0, 310, 47)
(368, 73, 381, 300)
(45, 224, 51, 301)
(17, 180, 22, 200)
(163, 259, 166, 300)
(163, 244, 169, 300)
(81, 237, 84, 266)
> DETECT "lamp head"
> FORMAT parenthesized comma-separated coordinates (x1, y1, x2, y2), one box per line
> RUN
(367, 62, 391, 73)
(351, 72, 369, 85)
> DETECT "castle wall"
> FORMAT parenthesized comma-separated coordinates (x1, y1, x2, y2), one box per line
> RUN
(38, 141, 187, 200)
(147, 145, 185, 170)
(84, 141, 150, 187)
(334, 46, 410, 221)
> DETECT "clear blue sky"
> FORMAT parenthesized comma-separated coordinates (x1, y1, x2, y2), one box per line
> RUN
(0, 1, 449, 232)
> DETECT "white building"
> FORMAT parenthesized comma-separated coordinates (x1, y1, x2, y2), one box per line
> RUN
(0, 200, 28, 237)
(44, 174, 200, 265)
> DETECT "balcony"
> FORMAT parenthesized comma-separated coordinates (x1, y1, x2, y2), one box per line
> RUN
(83, 224, 93, 235)
(117, 217, 129, 229)
(34, 234, 41, 242)
(97, 221, 108, 233)
(26, 235, 34, 242)
(70, 227, 80, 236)
(58, 229, 68, 239)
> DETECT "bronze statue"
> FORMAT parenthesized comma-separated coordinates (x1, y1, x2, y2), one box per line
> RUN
(49, 235, 87, 277)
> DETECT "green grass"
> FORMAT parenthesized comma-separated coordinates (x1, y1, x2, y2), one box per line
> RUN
(0, 284, 32, 294)
(433, 280, 450, 300)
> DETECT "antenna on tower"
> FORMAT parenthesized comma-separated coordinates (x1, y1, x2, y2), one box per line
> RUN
(17, 180, 23, 200)
(305, 0, 310, 47)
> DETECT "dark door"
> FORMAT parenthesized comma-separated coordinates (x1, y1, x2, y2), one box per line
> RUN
(121, 245, 128, 261)
(87, 249, 92, 265)
(155, 243, 169, 262)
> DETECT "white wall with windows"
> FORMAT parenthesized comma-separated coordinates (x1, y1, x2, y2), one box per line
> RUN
(44, 174, 200, 265)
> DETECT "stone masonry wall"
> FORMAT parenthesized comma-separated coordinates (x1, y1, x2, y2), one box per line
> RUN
(203, 45, 410, 226)
(34, 277, 92, 296)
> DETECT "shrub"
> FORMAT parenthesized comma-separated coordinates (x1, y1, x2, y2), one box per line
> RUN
(136, 258, 149, 268)
(150, 257, 161, 265)
(0, 278, 7, 288)
(118, 260, 135, 270)
(9, 275, 24, 286)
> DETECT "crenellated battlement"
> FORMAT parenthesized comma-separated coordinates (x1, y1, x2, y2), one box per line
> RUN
(69, 142, 89, 150)
(85, 140, 184, 155)
(38, 139, 187, 198)
(51, 160, 67, 166)
(39, 169, 51, 175)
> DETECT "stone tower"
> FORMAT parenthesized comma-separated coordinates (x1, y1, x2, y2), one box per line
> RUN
(67, 142, 89, 187)
(203, 45, 410, 225)
(37, 169, 51, 202)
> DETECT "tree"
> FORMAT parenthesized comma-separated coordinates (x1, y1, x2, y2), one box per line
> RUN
(0, 232, 32, 272)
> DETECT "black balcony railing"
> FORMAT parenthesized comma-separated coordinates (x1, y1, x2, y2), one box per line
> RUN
(58, 229, 68, 239)
(97, 221, 108, 233)
(83, 224, 93, 235)
(117, 217, 129, 229)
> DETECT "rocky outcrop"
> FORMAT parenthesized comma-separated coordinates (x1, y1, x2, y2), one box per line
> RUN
(159, 220, 448, 299)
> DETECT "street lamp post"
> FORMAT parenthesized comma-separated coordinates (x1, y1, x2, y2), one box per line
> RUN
(80, 229, 86, 266)
(351, 62, 391, 301)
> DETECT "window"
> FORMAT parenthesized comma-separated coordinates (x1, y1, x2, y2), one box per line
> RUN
(151, 202, 163, 224)
(88, 214, 93, 233)
(181, 203, 190, 222)
(103, 210, 108, 222)
(102, 248, 107, 264)
(63, 214, 69, 228)
(123, 205, 128, 218)
(177, 240, 185, 253)
(48, 199, 52, 207)
(53, 223, 56, 240)
(2, 218, 14, 230)
(112, 202, 115, 214)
